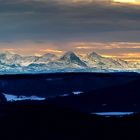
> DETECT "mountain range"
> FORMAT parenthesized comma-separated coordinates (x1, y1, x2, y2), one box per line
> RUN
(0, 51, 139, 73)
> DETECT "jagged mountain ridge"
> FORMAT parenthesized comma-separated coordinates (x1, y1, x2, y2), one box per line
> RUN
(84, 52, 130, 69)
(0, 51, 137, 73)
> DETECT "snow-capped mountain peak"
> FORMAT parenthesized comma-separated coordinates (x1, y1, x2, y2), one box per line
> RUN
(60, 51, 87, 67)
(0, 51, 138, 73)
(60, 51, 78, 60)
(0, 51, 23, 66)
(37, 53, 58, 63)
(88, 52, 103, 60)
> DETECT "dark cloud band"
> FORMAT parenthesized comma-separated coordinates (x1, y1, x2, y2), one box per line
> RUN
(0, 0, 140, 43)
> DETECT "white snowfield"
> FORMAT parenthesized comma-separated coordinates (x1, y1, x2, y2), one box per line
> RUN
(0, 51, 139, 73)
(3, 93, 46, 102)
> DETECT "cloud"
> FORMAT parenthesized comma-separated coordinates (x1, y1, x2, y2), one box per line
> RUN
(0, 0, 139, 44)
(39, 49, 63, 53)
(71, 41, 140, 56)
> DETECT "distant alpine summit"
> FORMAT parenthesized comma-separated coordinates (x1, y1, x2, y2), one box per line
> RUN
(0, 51, 138, 73)
(60, 51, 87, 67)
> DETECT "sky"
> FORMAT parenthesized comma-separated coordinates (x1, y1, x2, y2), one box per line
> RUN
(0, 0, 140, 61)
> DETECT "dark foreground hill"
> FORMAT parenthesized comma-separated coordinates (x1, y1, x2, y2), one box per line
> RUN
(47, 75, 140, 113)
(1, 101, 140, 140)
(0, 72, 140, 140)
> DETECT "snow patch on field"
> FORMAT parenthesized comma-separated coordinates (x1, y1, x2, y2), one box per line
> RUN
(3, 93, 46, 102)
(92, 112, 134, 117)
(60, 94, 69, 97)
(73, 91, 84, 95)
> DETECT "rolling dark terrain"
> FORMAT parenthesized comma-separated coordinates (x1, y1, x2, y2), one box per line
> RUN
(0, 72, 140, 112)
(0, 72, 139, 98)
(0, 101, 140, 140)
(48, 74, 140, 113)
(0, 72, 140, 140)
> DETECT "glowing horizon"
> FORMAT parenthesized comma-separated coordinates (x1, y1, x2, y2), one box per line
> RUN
(114, 0, 135, 3)
(113, 0, 140, 5)
(0, 41, 140, 62)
